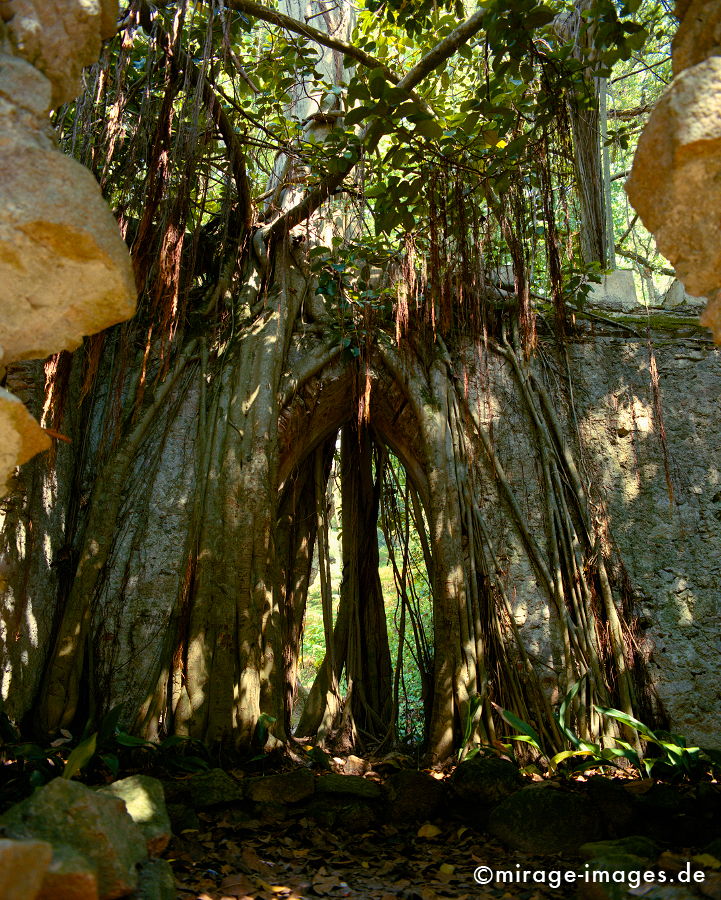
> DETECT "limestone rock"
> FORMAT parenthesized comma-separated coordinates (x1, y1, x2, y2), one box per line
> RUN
(449, 756, 524, 809)
(672, 0, 721, 76)
(133, 858, 176, 900)
(585, 776, 638, 838)
(38, 844, 99, 900)
(315, 773, 382, 799)
(0, 777, 147, 899)
(0, 54, 136, 367)
(305, 794, 378, 832)
(186, 768, 244, 808)
(1, 0, 120, 108)
(626, 57, 721, 342)
(0, 385, 50, 492)
(662, 278, 707, 311)
(580, 836, 660, 861)
(587, 270, 638, 312)
(488, 784, 605, 855)
(0, 838, 53, 900)
(97, 775, 171, 857)
(384, 770, 446, 823)
(245, 767, 315, 804)
(700, 289, 721, 342)
(577, 852, 654, 900)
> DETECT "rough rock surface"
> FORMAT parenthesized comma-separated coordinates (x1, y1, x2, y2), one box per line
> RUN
(0, 837, 53, 900)
(587, 269, 638, 312)
(37, 843, 99, 900)
(97, 775, 171, 857)
(0, 778, 147, 899)
(187, 768, 244, 808)
(0, 53, 136, 365)
(384, 770, 446, 823)
(315, 773, 382, 799)
(0, 385, 49, 493)
(449, 756, 524, 809)
(672, 0, 721, 76)
(0, 0, 119, 108)
(0, 1, 135, 500)
(245, 767, 315, 804)
(133, 858, 176, 900)
(488, 784, 605, 854)
(626, 0, 721, 343)
(662, 278, 707, 311)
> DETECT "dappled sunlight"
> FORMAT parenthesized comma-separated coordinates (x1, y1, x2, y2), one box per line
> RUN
(58, 622, 82, 658)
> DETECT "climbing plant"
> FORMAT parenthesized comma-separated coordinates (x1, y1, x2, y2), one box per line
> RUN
(0, 0, 674, 761)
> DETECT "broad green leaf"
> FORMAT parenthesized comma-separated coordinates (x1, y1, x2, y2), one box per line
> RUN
(494, 704, 543, 751)
(413, 119, 443, 141)
(63, 733, 97, 780)
(344, 106, 373, 127)
(595, 706, 657, 740)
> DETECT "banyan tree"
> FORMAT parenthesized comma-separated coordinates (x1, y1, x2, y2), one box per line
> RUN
(1, 0, 673, 762)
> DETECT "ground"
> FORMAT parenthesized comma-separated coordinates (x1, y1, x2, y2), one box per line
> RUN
(171, 805, 563, 900)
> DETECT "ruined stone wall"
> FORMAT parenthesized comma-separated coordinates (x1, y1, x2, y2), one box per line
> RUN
(570, 332, 721, 746)
(1, 324, 719, 745)
(462, 326, 721, 746)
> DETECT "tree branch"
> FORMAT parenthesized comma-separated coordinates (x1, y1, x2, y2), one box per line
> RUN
(266, 8, 487, 240)
(616, 247, 675, 276)
(223, 0, 401, 85)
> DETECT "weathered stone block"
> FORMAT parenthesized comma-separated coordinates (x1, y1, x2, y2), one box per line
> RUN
(37, 844, 99, 900)
(315, 773, 382, 799)
(0, 54, 136, 366)
(0, 838, 53, 900)
(449, 756, 524, 808)
(97, 775, 171, 857)
(0, 385, 50, 493)
(186, 768, 244, 808)
(488, 784, 605, 854)
(587, 270, 638, 312)
(662, 279, 707, 310)
(133, 858, 176, 900)
(245, 767, 315, 804)
(672, 0, 721, 76)
(1, 1, 120, 107)
(626, 57, 721, 341)
(0, 778, 147, 899)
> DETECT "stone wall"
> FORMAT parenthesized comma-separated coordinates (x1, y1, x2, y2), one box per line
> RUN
(465, 326, 721, 746)
(571, 333, 721, 746)
(2, 323, 720, 746)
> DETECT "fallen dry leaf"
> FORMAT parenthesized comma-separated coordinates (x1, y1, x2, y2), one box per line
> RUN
(417, 823, 442, 839)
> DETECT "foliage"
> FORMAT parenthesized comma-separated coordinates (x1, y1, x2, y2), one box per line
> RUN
(495, 678, 721, 781)
(35, 0, 684, 758)
(0, 706, 210, 810)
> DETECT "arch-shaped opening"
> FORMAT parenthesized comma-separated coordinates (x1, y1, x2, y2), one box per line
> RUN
(276, 356, 436, 751)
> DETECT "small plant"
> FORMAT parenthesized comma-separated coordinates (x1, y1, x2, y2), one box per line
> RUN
(493, 681, 721, 782)
(596, 707, 721, 780)
(457, 695, 483, 762)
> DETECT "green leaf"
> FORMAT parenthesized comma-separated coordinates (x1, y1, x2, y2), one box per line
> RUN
(115, 731, 154, 748)
(344, 106, 372, 127)
(493, 703, 543, 752)
(595, 706, 657, 741)
(525, 4, 555, 28)
(63, 733, 97, 780)
(551, 749, 593, 765)
(555, 674, 585, 748)
(413, 118, 443, 141)
(97, 703, 125, 748)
